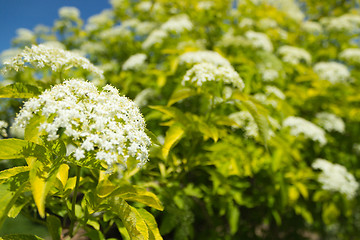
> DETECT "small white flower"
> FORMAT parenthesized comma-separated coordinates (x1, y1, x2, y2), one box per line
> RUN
(313, 62, 350, 84)
(277, 45, 311, 65)
(122, 53, 147, 71)
(312, 159, 359, 200)
(142, 29, 168, 49)
(245, 31, 273, 52)
(161, 14, 193, 34)
(283, 116, 327, 146)
(182, 62, 244, 90)
(315, 112, 345, 133)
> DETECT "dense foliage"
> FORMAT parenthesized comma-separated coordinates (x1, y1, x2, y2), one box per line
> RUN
(1, 0, 360, 239)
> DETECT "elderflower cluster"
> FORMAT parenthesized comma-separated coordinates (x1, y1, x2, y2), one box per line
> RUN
(312, 159, 359, 200)
(261, 69, 279, 82)
(322, 14, 360, 33)
(182, 62, 244, 90)
(315, 112, 345, 133)
(0, 120, 8, 138)
(277, 46, 311, 65)
(245, 31, 273, 52)
(13, 79, 151, 169)
(313, 62, 350, 84)
(2, 44, 104, 79)
(283, 116, 327, 146)
(142, 29, 168, 49)
(339, 48, 360, 65)
(179, 50, 231, 67)
(161, 14, 193, 34)
(58, 7, 80, 20)
(100, 26, 131, 40)
(302, 21, 323, 34)
(122, 53, 147, 71)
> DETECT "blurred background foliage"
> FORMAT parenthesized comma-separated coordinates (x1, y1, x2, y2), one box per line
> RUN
(1, 0, 360, 239)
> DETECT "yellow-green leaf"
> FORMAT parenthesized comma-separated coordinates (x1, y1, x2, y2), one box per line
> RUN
(0, 166, 29, 181)
(0, 83, 41, 98)
(137, 209, 163, 240)
(111, 185, 164, 211)
(110, 198, 149, 240)
(162, 123, 184, 159)
(29, 157, 62, 218)
(167, 88, 196, 106)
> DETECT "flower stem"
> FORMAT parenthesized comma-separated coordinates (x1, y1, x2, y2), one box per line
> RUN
(69, 165, 81, 237)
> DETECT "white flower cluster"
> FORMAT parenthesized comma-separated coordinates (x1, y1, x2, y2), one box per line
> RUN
(99, 25, 131, 40)
(323, 14, 360, 33)
(122, 53, 147, 71)
(257, 18, 278, 30)
(302, 21, 323, 34)
(339, 48, 360, 65)
(13, 79, 151, 169)
(179, 50, 232, 67)
(85, 10, 114, 32)
(239, 18, 255, 29)
(2, 44, 104, 79)
(283, 116, 327, 146)
(315, 112, 345, 133)
(312, 159, 359, 200)
(182, 62, 244, 90)
(197, 1, 214, 10)
(313, 62, 350, 84)
(135, 21, 157, 35)
(277, 46, 312, 65)
(142, 29, 168, 49)
(12, 28, 35, 46)
(245, 31, 273, 52)
(161, 14, 193, 34)
(58, 7, 80, 20)
(136, 1, 162, 12)
(0, 120, 8, 138)
(261, 69, 279, 82)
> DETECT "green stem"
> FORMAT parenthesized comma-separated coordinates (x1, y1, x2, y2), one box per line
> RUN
(69, 165, 81, 237)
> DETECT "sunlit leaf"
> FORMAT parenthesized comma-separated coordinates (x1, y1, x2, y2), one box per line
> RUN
(0, 83, 41, 98)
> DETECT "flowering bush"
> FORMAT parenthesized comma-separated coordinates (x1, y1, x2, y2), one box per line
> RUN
(1, 0, 360, 239)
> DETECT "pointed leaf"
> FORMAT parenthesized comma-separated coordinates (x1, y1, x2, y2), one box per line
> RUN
(0, 83, 41, 98)
(0, 166, 29, 181)
(29, 156, 62, 218)
(162, 123, 184, 159)
(110, 198, 149, 240)
(111, 185, 163, 211)
(46, 215, 62, 240)
(0, 172, 29, 228)
(167, 88, 196, 106)
(0, 234, 45, 240)
(137, 209, 163, 240)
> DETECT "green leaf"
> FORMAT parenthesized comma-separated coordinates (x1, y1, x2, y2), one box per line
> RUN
(0, 139, 32, 160)
(111, 185, 164, 211)
(29, 154, 62, 218)
(0, 172, 29, 228)
(137, 208, 163, 240)
(167, 88, 196, 106)
(0, 83, 41, 98)
(0, 166, 30, 181)
(242, 100, 269, 147)
(228, 202, 240, 235)
(25, 115, 46, 145)
(149, 106, 189, 126)
(46, 215, 62, 240)
(162, 123, 184, 159)
(0, 234, 45, 240)
(110, 198, 149, 240)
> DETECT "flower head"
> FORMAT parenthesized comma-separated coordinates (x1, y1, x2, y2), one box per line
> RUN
(312, 159, 358, 200)
(2, 44, 104, 80)
(283, 116, 327, 146)
(182, 62, 244, 90)
(313, 62, 350, 84)
(179, 50, 232, 67)
(277, 46, 311, 65)
(14, 79, 151, 170)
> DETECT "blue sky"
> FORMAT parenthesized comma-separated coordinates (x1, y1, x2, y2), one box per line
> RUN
(0, 0, 111, 53)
